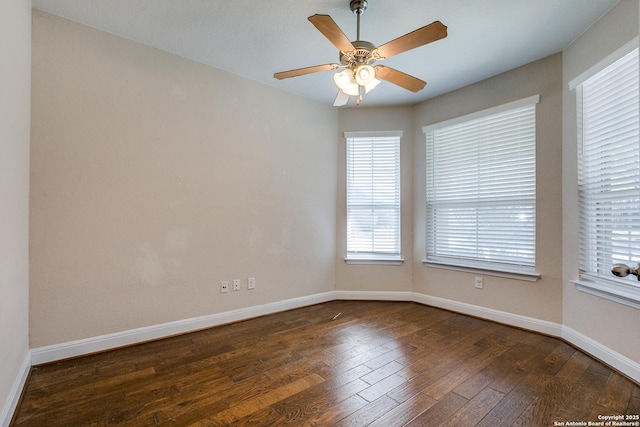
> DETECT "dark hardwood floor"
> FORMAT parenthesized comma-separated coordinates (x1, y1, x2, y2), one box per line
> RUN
(11, 301, 640, 426)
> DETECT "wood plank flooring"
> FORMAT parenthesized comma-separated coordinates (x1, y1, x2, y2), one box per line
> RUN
(11, 301, 640, 426)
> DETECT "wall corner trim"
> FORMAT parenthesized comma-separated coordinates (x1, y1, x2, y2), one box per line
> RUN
(1, 351, 31, 427)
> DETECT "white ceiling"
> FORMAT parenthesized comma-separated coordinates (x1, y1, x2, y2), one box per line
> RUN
(31, 0, 620, 107)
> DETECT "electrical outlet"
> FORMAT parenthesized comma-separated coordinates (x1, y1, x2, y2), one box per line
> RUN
(474, 277, 483, 289)
(220, 280, 229, 293)
(233, 279, 241, 291)
(248, 277, 256, 290)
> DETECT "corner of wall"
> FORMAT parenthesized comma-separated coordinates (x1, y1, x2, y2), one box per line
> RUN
(0, 0, 31, 425)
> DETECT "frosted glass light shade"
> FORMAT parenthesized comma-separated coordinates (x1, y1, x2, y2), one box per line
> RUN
(333, 69, 359, 96)
(355, 65, 376, 86)
(364, 78, 380, 93)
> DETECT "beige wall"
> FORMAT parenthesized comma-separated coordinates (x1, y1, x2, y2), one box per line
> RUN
(30, 10, 338, 347)
(0, 0, 30, 420)
(336, 107, 414, 292)
(562, 0, 640, 361)
(412, 53, 564, 323)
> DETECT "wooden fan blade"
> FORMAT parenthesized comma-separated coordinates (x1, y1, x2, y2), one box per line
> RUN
(308, 14, 355, 52)
(374, 65, 426, 92)
(375, 21, 447, 59)
(274, 63, 339, 80)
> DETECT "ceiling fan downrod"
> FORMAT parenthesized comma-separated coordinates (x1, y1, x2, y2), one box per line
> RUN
(350, 0, 367, 41)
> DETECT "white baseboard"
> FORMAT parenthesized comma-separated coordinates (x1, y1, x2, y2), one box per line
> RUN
(1, 351, 31, 427)
(413, 293, 563, 337)
(562, 326, 640, 383)
(412, 292, 640, 383)
(334, 290, 414, 301)
(28, 289, 640, 385)
(31, 291, 336, 365)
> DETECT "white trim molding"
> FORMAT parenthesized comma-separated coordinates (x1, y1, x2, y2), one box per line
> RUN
(335, 291, 640, 383)
(422, 94, 540, 133)
(345, 258, 405, 266)
(27, 290, 640, 386)
(31, 292, 335, 365)
(1, 352, 31, 427)
(413, 293, 562, 336)
(413, 292, 640, 382)
(422, 259, 540, 282)
(343, 130, 403, 139)
(573, 278, 640, 311)
(334, 290, 413, 301)
(568, 36, 639, 90)
(562, 326, 640, 383)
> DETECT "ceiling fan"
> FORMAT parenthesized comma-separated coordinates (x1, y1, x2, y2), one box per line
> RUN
(273, 0, 447, 106)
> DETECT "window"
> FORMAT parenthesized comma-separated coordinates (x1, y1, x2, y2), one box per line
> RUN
(345, 131, 402, 263)
(572, 40, 640, 308)
(423, 96, 539, 280)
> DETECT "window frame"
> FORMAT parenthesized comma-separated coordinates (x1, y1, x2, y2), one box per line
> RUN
(422, 95, 541, 281)
(570, 38, 640, 309)
(344, 131, 403, 265)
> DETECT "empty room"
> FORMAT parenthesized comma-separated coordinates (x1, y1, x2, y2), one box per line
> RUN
(2, 0, 640, 425)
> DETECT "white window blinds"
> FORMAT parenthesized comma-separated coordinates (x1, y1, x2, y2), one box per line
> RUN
(578, 46, 640, 283)
(424, 97, 538, 269)
(346, 132, 401, 260)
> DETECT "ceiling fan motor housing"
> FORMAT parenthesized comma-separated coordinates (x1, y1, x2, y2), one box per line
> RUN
(340, 40, 376, 66)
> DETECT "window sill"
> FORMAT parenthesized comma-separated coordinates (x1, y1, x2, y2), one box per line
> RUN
(345, 258, 404, 266)
(573, 275, 640, 310)
(422, 258, 540, 282)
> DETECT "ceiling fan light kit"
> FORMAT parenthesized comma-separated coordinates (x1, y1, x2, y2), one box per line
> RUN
(274, 0, 447, 106)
